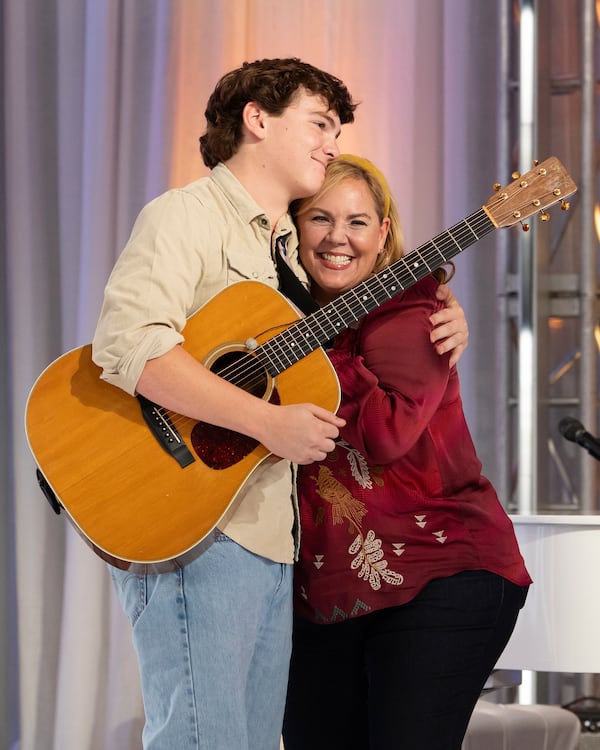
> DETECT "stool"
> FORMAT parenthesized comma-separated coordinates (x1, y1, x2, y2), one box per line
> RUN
(462, 700, 581, 750)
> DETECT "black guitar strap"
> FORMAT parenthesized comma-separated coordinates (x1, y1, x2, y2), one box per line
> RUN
(275, 235, 319, 316)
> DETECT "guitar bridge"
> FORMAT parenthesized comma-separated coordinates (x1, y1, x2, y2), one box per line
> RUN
(137, 395, 195, 468)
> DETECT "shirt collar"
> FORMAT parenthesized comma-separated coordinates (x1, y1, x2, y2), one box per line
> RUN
(209, 162, 294, 235)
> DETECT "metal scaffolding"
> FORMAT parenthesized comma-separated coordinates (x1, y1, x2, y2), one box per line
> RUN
(498, 0, 599, 705)
(500, 0, 599, 516)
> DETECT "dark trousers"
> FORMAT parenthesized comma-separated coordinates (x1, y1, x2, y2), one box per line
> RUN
(283, 570, 528, 750)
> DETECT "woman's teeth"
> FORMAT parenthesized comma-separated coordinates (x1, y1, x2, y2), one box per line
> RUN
(321, 253, 352, 266)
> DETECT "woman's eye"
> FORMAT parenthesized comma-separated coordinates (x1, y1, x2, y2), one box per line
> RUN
(312, 215, 330, 223)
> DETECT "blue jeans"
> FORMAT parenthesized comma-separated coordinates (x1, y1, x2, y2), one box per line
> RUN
(110, 531, 293, 750)
(283, 570, 528, 750)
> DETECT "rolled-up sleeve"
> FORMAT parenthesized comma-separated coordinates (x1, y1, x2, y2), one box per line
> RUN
(92, 189, 208, 395)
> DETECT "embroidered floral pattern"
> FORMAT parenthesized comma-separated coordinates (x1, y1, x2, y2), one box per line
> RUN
(313, 463, 404, 592)
(333, 439, 386, 489)
(337, 439, 373, 488)
(349, 530, 404, 590)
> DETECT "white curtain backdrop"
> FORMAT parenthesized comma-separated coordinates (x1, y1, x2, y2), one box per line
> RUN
(2, 1, 501, 747)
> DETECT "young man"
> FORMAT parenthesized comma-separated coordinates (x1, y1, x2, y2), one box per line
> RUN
(92, 58, 467, 749)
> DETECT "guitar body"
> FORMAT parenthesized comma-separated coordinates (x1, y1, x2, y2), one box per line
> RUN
(25, 281, 340, 570)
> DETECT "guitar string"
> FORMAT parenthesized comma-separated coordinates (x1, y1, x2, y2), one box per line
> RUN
(163, 184, 558, 431)
(172, 208, 500, 430)
(163, 206, 499, 430)
(162, 208, 496, 432)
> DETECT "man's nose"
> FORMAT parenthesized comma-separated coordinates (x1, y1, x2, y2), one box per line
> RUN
(325, 134, 340, 160)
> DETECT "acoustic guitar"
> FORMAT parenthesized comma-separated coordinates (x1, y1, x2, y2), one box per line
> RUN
(25, 157, 577, 570)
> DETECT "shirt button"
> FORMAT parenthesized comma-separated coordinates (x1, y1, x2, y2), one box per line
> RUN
(252, 272, 259, 278)
(260, 217, 268, 226)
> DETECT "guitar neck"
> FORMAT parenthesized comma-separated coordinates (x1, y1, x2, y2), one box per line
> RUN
(258, 207, 495, 375)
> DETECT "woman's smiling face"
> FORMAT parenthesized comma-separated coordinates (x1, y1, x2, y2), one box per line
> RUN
(298, 177, 390, 305)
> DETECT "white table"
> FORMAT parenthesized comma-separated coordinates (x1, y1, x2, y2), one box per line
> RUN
(496, 513, 600, 673)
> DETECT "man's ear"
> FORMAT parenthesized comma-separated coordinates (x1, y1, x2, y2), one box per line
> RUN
(242, 101, 268, 141)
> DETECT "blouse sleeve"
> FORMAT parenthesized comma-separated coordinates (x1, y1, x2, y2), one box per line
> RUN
(328, 279, 454, 465)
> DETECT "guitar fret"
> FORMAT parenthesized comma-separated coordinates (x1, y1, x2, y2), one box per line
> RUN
(462, 216, 480, 241)
(429, 238, 445, 266)
(339, 296, 362, 318)
(254, 346, 284, 377)
(272, 346, 295, 370)
(380, 268, 405, 296)
(296, 313, 328, 344)
(355, 288, 371, 310)
(408, 249, 432, 275)
(264, 330, 307, 367)
(328, 301, 354, 331)
(403, 257, 421, 283)
(310, 311, 333, 341)
(370, 274, 393, 303)
(446, 227, 464, 252)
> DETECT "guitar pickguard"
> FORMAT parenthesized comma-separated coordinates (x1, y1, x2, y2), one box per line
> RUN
(191, 390, 281, 469)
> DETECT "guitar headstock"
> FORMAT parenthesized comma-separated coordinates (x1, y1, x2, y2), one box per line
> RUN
(483, 157, 577, 229)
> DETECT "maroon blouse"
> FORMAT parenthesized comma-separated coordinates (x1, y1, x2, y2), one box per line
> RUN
(294, 275, 531, 624)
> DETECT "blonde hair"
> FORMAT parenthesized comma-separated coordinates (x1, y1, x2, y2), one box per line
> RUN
(292, 155, 454, 282)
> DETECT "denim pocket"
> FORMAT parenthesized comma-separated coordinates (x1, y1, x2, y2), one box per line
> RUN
(109, 566, 147, 626)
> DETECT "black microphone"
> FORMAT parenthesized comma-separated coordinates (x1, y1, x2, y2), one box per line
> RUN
(558, 416, 600, 461)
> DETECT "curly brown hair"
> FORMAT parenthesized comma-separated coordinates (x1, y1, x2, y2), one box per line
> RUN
(199, 58, 357, 169)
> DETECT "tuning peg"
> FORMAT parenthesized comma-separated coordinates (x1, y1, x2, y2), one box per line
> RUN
(540, 211, 550, 222)
(521, 222, 530, 232)
(533, 159, 539, 166)
(493, 182, 501, 192)
(512, 171, 521, 179)
(561, 200, 570, 211)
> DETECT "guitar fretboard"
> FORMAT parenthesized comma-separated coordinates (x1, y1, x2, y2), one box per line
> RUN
(257, 207, 495, 376)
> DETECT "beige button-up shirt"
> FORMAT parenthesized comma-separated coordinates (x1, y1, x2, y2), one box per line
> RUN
(92, 164, 308, 563)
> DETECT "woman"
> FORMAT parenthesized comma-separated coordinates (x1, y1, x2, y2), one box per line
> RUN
(283, 155, 531, 750)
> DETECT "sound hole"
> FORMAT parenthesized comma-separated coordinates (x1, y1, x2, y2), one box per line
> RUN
(210, 350, 269, 399)
(190, 349, 277, 470)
